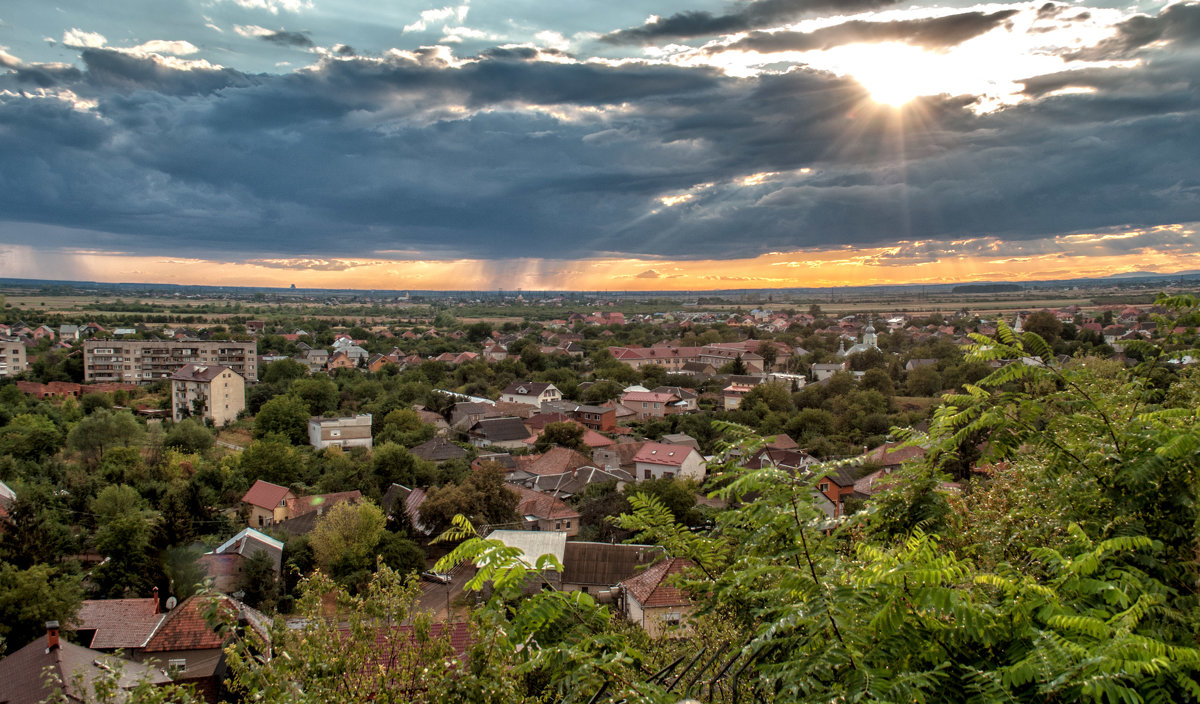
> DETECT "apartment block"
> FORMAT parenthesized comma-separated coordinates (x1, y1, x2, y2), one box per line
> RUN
(0, 338, 28, 377)
(83, 339, 258, 384)
(170, 364, 246, 426)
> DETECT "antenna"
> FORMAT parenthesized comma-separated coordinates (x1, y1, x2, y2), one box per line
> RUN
(165, 596, 178, 610)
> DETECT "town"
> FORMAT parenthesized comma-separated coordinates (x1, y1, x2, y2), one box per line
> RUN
(0, 284, 1197, 702)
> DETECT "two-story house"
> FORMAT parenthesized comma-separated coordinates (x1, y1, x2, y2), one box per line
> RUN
(499, 381, 562, 408)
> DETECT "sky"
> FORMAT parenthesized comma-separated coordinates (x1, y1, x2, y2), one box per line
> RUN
(1, 0, 1199, 291)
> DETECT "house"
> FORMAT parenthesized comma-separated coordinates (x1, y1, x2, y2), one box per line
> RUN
(485, 530, 568, 592)
(133, 594, 268, 703)
(514, 465, 632, 499)
(650, 386, 699, 412)
(561, 542, 666, 595)
(300, 348, 329, 373)
(308, 414, 373, 450)
(620, 391, 683, 420)
(241, 480, 296, 528)
(467, 417, 534, 449)
(74, 591, 167, 651)
(632, 442, 706, 481)
(245, 320, 266, 334)
(409, 436, 469, 463)
(326, 350, 356, 370)
(169, 364, 245, 426)
(569, 403, 616, 432)
(0, 337, 28, 377)
(521, 446, 595, 476)
(722, 382, 757, 410)
(197, 528, 284, 593)
(812, 361, 848, 381)
(744, 446, 818, 473)
(509, 484, 581, 536)
(593, 441, 647, 475)
(618, 557, 695, 638)
(905, 358, 938, 371)
(32, 325, 55, 341)
(58, 324, 81, 340)
(499, 381, 562, 408)
(0, 622, 171, 704)
(817, 465, 863, 517)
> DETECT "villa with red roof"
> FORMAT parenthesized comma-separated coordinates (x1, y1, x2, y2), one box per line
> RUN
(632, 442, 706, 482)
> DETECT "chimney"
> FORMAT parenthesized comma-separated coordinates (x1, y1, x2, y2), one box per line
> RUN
(153, 586, 160, 614)
(45, 621, 60, 650)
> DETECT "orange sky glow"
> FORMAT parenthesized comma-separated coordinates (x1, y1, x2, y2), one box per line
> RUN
(5, 225, 1196, 292)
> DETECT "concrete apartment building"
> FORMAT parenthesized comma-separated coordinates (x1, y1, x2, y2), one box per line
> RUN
(84, 339, 258, 384)
(169, 364, 246, 426)
(0, 338, 28, 377)
(308, 414, 374, 450)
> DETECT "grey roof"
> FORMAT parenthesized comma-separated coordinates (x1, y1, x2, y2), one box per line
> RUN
(562, 542, 666, 587)
(469, 417, 531, 442)
(169, 363, 234, 382)
(487, 529, 567, 566)
(410, 437, 469, 462)
(211, 527, 284, 572)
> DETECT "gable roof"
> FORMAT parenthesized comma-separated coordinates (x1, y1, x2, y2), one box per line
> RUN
(508, 484, 580, 521)
(633, 442, 695, 467)
(141, 595, 266, 653)
(620, 557, 693, 608)
(501, 381, 555, 396)
(409, 437, 469, 462)
(562, 542, 666, 587)
(241, 479, 291, 510)
(0, 637, 170, 704)
(469, 417, 533, 442)
(523, 446, 595, 476)
(75, 597, 166, 649)
(210, 527, 284, 571)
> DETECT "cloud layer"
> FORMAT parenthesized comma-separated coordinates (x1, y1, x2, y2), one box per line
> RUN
(0, 0, 1199, 280)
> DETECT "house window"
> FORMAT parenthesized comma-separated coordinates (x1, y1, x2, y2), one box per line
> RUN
(167, 658, 187, 672)
(644, 469, 652, 480)
(819, 482, 830, 492)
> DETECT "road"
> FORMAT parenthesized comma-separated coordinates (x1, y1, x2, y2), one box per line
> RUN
(416, 564, 477, 622)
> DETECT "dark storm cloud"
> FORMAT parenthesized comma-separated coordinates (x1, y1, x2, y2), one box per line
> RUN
(600, 0, 902, 45)
(714, 10, 1019, 54)
(1, 32, 1199, 263)
(259, 30, 315, 48)
(80, 49, 258, 95)
(1066, 2, 1200, 61)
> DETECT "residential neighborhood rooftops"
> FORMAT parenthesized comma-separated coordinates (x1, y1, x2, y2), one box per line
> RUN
(0, 632, 171, 704)
(470, 417, 533, 442)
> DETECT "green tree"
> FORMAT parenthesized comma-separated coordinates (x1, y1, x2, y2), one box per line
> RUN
(309, 500, 386, 585)
(291, 377, 340, 416)
(90, 485, 158, 598)
(370, 442, 436, 492)
(253, 395, 310, 444)
(261, 357, 309, 384)
(66, 409, 143, 464)
(163, 418, 214, 453)
(418, 465, 518, 535)
(0, 413, 63, 461)
(534, 421, 587, 453)
(239, 436, 306, 486)
(238, 550, 281, 612)
(0, 562, 83, 653)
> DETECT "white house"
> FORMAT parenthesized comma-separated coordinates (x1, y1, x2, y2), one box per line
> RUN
(308, 414, 373, 450)
(632, 442, 706, 482)
(499, 381, 562, 408)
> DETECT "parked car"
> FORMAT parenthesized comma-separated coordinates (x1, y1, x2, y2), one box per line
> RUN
(421, 570, 452, 584)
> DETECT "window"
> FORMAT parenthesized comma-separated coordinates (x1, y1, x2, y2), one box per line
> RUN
(819, 482, 830, 492)
(167, 658, 187, 672)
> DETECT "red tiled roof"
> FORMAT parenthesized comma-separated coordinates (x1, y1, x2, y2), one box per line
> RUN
(622, 391, 679, 404)
(75, 597, 165, 649)
(633, 442, 693, 467)
(863, 442, 926, 467)
(523, 446, 594, 476)
(241, 479, 290, 510)
(141, 595, 229, 652)
(620, 557, 693, 608)
(508, 484, 580, 521)
(286, 490, 362, 516)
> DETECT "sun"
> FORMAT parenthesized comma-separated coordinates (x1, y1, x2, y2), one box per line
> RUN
(819, 42, 948, 107)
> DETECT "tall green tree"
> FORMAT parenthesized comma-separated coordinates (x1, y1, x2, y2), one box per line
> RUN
(253, 395, 310, 444)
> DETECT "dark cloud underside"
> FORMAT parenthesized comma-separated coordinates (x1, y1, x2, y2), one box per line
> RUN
(600, 0, 902, 45)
